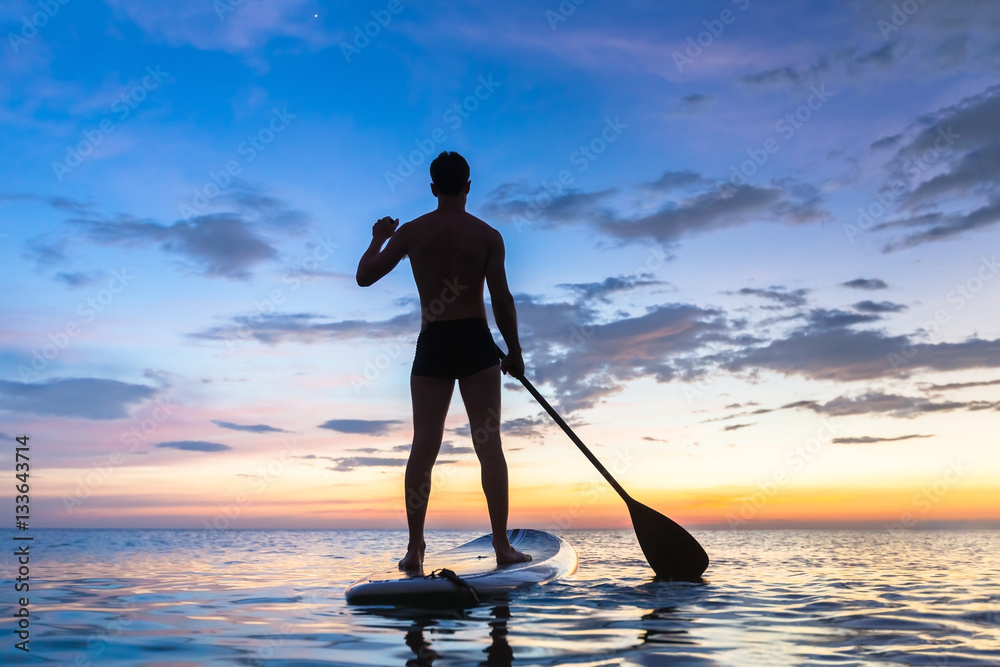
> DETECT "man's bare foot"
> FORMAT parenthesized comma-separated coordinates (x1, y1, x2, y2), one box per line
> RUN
(494, 542, 532, 565)
(398, 541, 425, 571)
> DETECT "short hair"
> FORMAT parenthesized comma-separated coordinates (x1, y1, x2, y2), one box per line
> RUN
(430, 151, 470, 196)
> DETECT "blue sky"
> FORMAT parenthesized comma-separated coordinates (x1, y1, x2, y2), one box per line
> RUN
(2, 0, 999, 529)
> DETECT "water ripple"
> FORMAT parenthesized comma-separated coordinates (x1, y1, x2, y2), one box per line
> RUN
(1, 528, 998, 665)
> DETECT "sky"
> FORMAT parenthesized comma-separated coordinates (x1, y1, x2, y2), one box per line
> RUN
(1, 0, 999, 532)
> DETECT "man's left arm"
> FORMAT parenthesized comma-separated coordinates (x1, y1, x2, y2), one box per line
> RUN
(357, 217, 407, 286)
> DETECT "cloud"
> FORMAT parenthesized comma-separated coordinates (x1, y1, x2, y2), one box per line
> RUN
(666, 94, 715, 116)
(719, 307, 1000, 382)
(733, 286, 810, 309)
(21, 235, 68, 267)
(388, 442, 474, 456)
(155, 440, 233, 452)
(597, 182, 824, 245)
(318, 419, 405, 436)
(557, 275, 672, 303)
(212, 420, 288, 433)
(739, 39, 908, 92)
(324, 443, 473, 472)
(73, 213, 279, 281)
(724, 389, 995, 422)
(479, 183, 617, 229)
(805, 392, 991, 418)
(920, 378, 1000, 392)
(852, 300, 907, 313)
(482, 175, 825, 247)
(298, 441, 473, 472)
(879, 199, 1000, 251)
(326, 456, 411, 472)
(806, 308, 881, 329)
(2, 192, 91, 214)
(517, 297, 732, 411)
(0, 378, 157, 419)
(842, 278, 888, 290)
(104, 0, 333, 57)
(871, 135, 902, 151)
(195, 279, 734, 414)
(501, 415, 549, 439)
(724, 423, 754, 432)
(188, 311, 415, 346)
(58, 184, 310, 280)
(54, 270, 105, 288)
(833, 434, 935, 444)
(643, 170, 708, 193)
(0, 432, 14, 441)
(874, 84, 1000, 250)
(739, 53, 833, 89)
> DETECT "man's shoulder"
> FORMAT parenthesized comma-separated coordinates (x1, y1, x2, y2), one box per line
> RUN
(464, 212, 501, 238)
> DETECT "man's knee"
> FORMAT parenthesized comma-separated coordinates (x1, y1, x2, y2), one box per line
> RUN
(473, 439, 504, 462)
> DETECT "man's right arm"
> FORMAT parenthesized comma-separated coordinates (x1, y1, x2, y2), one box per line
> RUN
(485, 230, 524, 377)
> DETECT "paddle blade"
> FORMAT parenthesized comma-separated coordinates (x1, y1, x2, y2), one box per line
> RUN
(627, 498, 709, 581)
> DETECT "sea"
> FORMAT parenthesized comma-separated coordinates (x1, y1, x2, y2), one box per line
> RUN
(1, 528, 997, 666)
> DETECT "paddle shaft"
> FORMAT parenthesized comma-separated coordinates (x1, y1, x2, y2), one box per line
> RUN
(496, 344, 631, 502)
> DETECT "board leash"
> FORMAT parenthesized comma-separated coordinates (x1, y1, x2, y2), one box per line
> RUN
(426, 567, 480, 604)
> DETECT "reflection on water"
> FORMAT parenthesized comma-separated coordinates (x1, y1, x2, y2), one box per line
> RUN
(1, 528, 998, 665)
(362, 604, 515, 667)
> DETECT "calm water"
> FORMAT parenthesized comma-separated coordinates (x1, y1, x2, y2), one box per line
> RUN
(1, 528, 998, 666)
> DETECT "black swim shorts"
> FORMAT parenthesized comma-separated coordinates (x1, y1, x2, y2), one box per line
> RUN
(411, 318, 500, 379)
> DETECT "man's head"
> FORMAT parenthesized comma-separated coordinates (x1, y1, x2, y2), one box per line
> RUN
(430, 151, 470, 198)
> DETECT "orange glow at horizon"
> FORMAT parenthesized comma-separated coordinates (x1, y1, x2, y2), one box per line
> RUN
(34, 477, 1000, 529)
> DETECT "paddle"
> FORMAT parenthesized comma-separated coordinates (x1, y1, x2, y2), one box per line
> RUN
(496, 344, 710, 581)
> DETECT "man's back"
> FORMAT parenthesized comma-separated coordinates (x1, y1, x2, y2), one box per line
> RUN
(354, 149, 530, 569)
(403, 210, 499, 327)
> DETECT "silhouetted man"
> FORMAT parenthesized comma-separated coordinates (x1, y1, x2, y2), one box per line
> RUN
(356, 151, 531, 569)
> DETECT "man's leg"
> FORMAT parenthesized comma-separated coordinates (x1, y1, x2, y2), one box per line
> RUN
(458, 364, 531, 565)
(399, 373, 455, 570)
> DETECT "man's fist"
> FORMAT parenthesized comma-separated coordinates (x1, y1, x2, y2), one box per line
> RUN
(373, 216, 399, 241)
(500, 351, 525, 379)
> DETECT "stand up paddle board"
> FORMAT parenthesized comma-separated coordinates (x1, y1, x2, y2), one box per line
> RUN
(345, 528, 577, 606)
